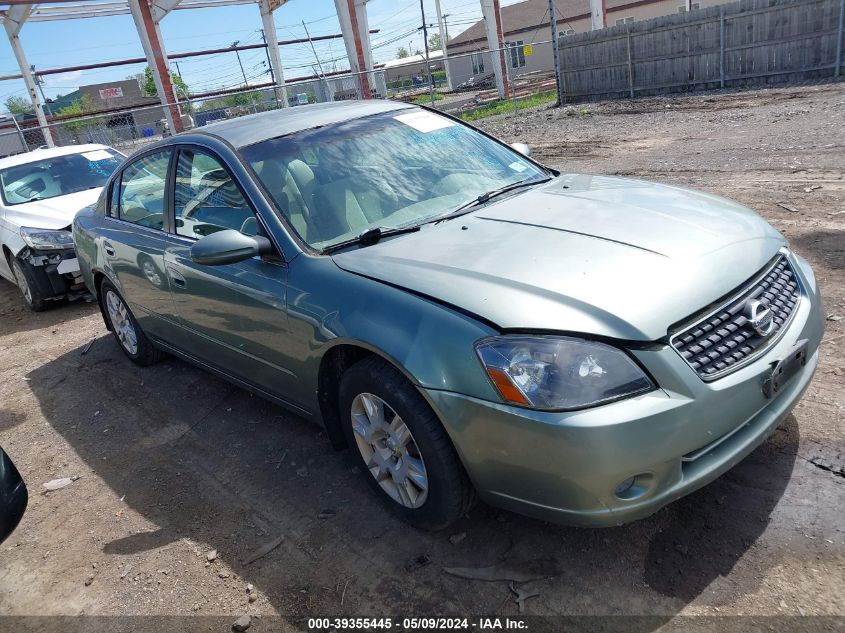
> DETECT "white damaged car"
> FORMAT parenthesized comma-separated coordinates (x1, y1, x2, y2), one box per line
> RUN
(0, 144, 123, 310)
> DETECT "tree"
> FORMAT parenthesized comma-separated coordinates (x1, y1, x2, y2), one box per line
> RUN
(5, 95, 31, 115)
(142, 66, 190, 101)
(221, 91, 263, 107)
(199, 90, 264, 112)
(56, 94, 97, 134)
(397, 47, 410, 59)
(428, 32, 442, 51)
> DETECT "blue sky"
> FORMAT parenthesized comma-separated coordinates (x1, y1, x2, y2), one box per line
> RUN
(0, 0, 523, 106)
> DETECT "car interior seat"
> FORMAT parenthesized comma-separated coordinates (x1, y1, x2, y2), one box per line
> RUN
(255, 159, 317, 242)
(310, 176, 399, 242)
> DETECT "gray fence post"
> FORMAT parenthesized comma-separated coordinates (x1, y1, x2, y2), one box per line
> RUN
(836, 0, 844, 78)
(626, 24, 635, 99)
(548, 0, 565, 106)
(720, 6, 726, 88)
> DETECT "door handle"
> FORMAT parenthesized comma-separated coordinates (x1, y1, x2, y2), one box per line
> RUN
(103, 241, 115, 257)
(168, 267, 186, 288)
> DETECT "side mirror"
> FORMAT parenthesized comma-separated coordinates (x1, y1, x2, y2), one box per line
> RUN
(190, 229, 274, 266)
(510, 142, 532, 157)
(0, 447, 27, 545)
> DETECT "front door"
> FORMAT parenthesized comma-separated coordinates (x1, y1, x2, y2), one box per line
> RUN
(162, 147, 301, 406)
(99, 150, 180, 340)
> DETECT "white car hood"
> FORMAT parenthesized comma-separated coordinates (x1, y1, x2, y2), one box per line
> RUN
(3, 188, 102, 231)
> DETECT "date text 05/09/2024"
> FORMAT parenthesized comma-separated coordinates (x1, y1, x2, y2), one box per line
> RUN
(306, 618, 528, 630)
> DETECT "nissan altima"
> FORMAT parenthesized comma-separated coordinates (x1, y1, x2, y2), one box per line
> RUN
(72, 101, 823, 530)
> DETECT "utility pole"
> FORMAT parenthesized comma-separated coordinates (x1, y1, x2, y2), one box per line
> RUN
(434, 0, 452, 91)
(303, 20, 333, 102)
(259, 29, 275, 82)
(442, 14, 451, 42)
(258, 28, 279, 107)
(30, 65, 52, 117)
(548, 0, 564, 106)
(232, 40, 249, 88)
(419, 0, 435, 104)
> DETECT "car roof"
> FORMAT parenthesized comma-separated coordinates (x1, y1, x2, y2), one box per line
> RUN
(197, 99, 415, 148)
(0, 143, 113, 170)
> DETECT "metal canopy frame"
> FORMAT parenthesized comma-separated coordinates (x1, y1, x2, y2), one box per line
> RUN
(0, 0, 311, 145)
(0, 0, 258, 24)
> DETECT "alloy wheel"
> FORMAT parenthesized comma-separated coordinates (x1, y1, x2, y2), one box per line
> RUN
(350, 392, 429, 509)
(105, 289, 139, 355)
(11, 260, 32, 306)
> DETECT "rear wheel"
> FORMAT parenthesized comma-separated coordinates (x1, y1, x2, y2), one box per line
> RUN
(339, 356, 475, 530)
(100, 281, 165, 366)
(10, 257, 46, 312)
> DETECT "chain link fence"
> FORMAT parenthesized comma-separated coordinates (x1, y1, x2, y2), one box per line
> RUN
(0, 39, 561, 158)
(3, 0, 838, 158)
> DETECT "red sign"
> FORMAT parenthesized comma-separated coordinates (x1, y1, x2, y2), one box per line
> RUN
(98, 87, 124, 99)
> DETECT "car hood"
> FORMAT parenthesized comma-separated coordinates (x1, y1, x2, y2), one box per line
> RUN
(332, 174, 785, 341)
(3, 188, 102, 231)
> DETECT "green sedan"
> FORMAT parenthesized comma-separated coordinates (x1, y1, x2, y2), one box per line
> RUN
(72, 100, 824, 530)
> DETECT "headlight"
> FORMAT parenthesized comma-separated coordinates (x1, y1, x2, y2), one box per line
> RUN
(476, 335, 655, 410)
(19, 227, 74, 250)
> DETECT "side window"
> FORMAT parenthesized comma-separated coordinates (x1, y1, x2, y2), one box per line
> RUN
(117, 152, 170, 229)
(174, 149, 257, 239)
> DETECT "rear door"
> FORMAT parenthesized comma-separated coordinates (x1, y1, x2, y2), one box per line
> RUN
(161, 146, 300, 404)
(98, 149, 180, 339)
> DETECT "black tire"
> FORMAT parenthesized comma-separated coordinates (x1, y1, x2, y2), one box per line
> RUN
(339, 356, 475, 530)
(99, 280, 166, 366)
(10, 256, 47, 312)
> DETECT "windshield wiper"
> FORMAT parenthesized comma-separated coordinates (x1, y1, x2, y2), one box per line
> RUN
(323, 225, 422, 253)
(433, 176, 552, 224)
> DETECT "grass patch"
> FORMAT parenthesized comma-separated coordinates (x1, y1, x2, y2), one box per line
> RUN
(410, 91, 445, 105)
(459, 91, 557, 121)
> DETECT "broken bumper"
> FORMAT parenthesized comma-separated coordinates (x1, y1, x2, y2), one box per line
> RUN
(423, 253, 824, 527)
(20, 247, 86, 301)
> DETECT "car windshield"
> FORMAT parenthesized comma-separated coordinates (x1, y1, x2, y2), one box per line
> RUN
(240, 109, 547, 251)
(0, 148, 123, 206)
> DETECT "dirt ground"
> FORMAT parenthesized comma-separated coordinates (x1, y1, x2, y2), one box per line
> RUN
(0, 83, 842, 631)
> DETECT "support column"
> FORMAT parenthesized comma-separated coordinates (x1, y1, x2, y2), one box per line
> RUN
(129, 0, 183, 133)
(4, 6, 53, 147)
(480, 0, 509, 99)
(334, 0, 373, 98)
(260, 0, 288, 107)
(434, 0, 453, 91)
(590, 0, 606, 30)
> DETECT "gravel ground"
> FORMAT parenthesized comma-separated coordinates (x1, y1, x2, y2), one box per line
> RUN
(0, 83, 842, 631)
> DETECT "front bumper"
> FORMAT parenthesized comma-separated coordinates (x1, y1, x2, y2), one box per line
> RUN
(424, 252, 824, 527)
(20, 247, 85, 301)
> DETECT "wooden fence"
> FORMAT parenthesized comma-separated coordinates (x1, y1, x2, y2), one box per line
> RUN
(558, 0, 845, 101)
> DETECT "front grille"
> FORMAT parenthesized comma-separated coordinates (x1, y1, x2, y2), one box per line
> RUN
(670, 255, 801, 380)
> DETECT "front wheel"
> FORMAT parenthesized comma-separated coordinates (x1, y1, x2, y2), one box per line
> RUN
(339, 356, 475, 530)
(10, 257, 46, 312)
